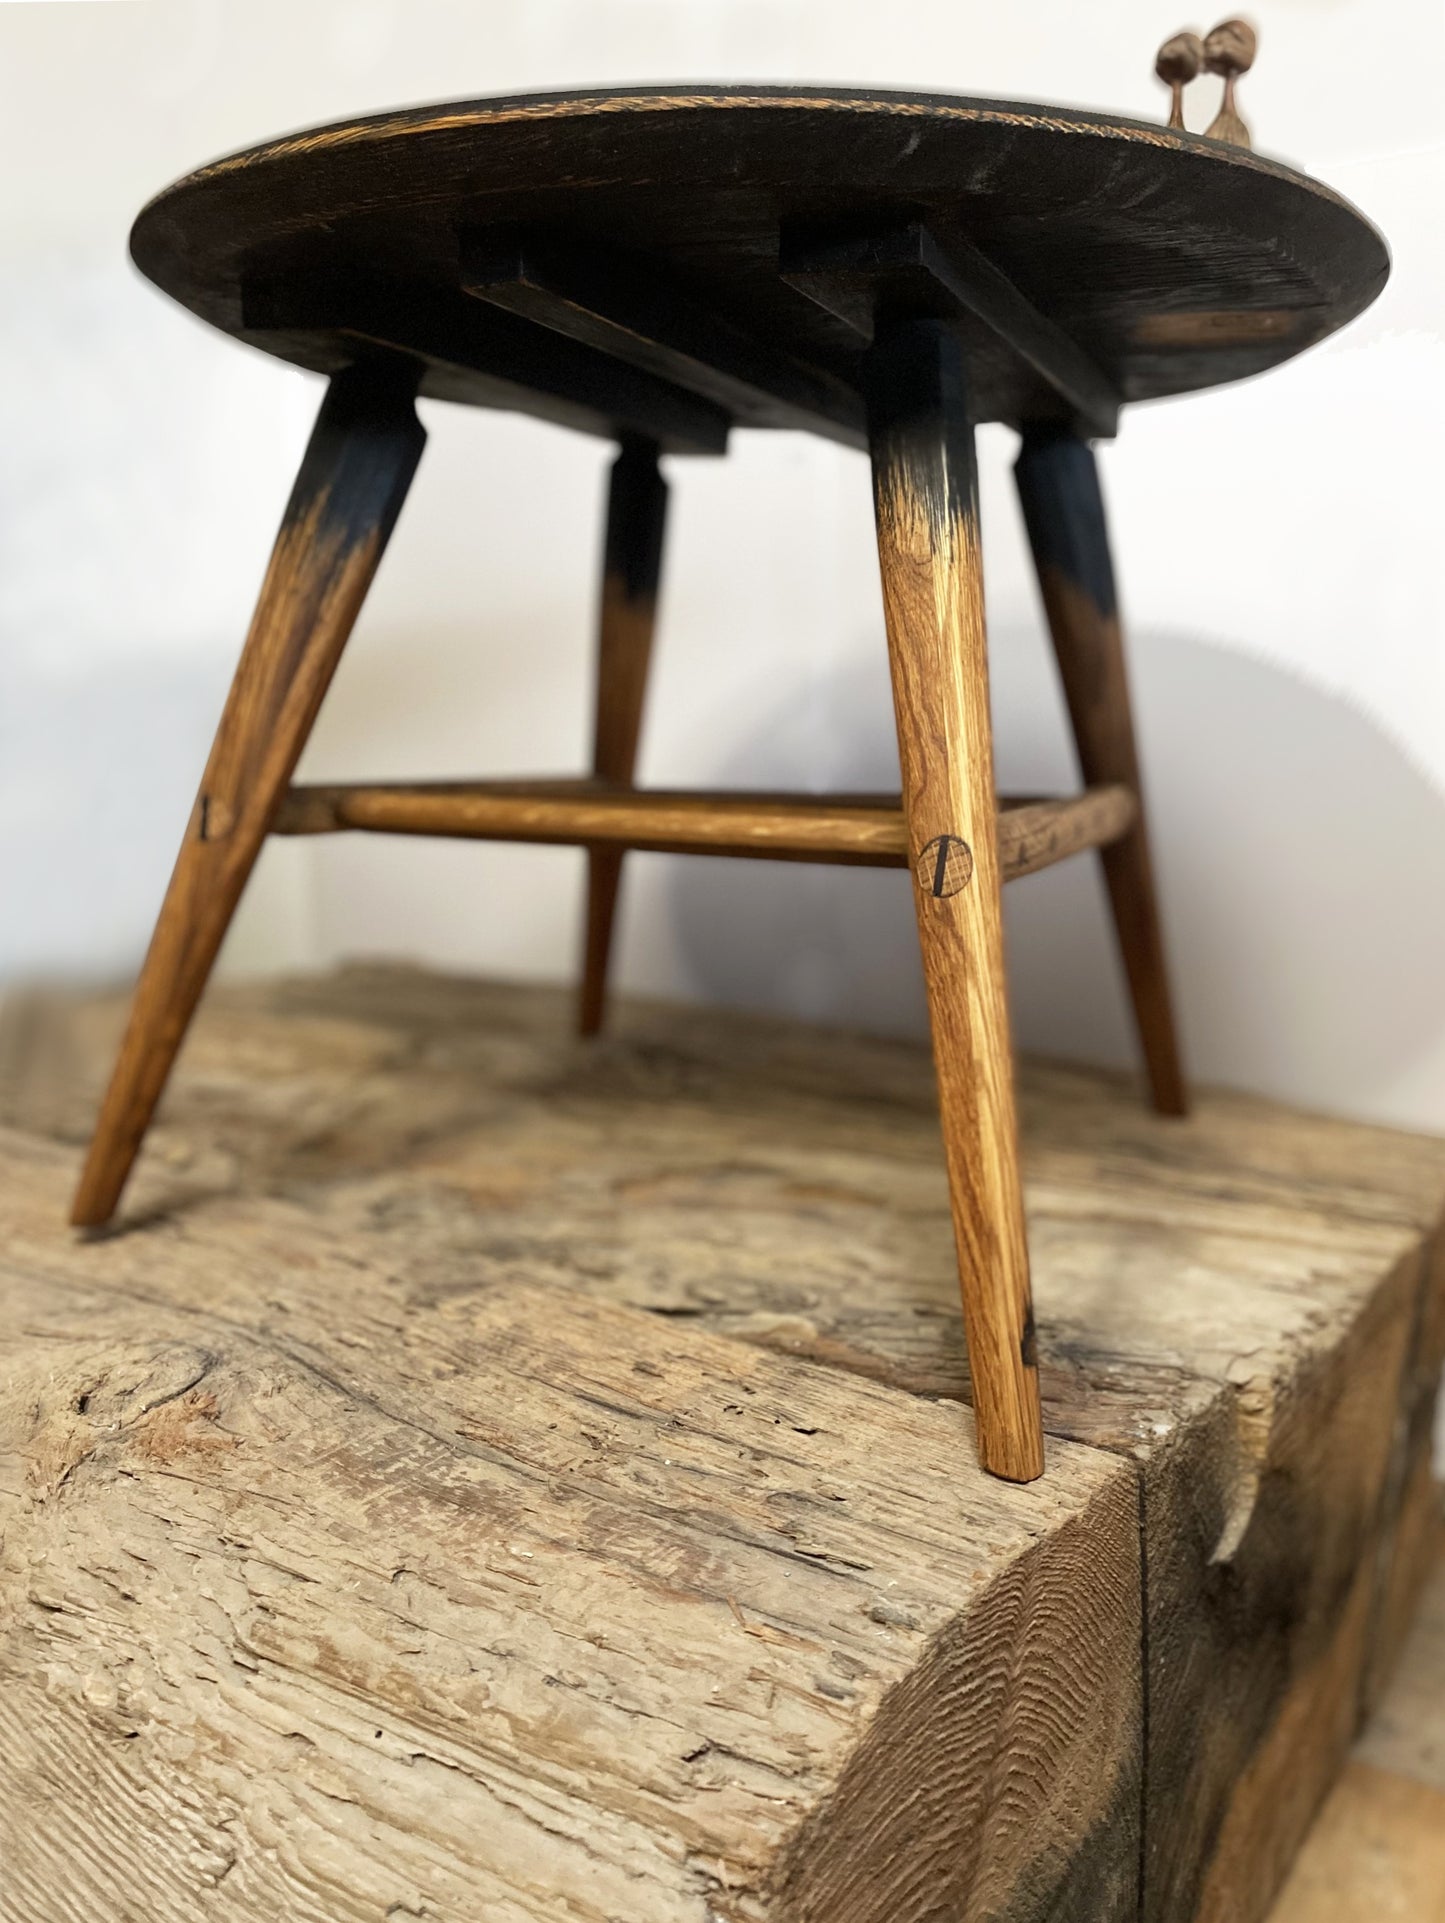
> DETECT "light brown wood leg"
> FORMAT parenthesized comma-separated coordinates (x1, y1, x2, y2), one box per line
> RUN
(578, 437, 667, 1037)
(866, 319, 1045, 1484)
(1014, 427, 1188, 1117)
(70, 362, 427, 1227)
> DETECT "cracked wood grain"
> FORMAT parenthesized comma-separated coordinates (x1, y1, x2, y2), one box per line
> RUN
(0, 1188, 1140, 1923)
(1, 967, 1441, 1922)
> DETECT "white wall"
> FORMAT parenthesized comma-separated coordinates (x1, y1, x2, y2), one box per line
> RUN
(3, 0, 1443, 1129)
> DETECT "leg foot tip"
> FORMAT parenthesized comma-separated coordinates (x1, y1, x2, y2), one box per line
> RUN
(978, 1429, 1048, 1483)
(69, 1181, 118, 1233)
(982, 1455, 1047, 1485)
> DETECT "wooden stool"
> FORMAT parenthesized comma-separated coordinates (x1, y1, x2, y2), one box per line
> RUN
(73, 88, 1387, 1482)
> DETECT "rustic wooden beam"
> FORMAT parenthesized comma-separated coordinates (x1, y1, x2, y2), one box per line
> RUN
(781, 220, 1121, 439)
(2, 1109, 1143, 1923)
(459, 233, 868, 448)
(271, 779, 1136, 877)
(3, 971, 1442, 1921)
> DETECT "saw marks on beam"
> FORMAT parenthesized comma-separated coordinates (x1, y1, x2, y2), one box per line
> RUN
(1, 966, 1442, 1923)
(0, 1142, 1141, 1923)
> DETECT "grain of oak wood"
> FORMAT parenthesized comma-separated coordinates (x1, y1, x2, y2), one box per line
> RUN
(580, 437, 668, 1037)
(867, 317, 1042, 1483)
(2, 969, 1443, 1921)
(1014, 427, 1187, 1117)
(269, 780, 1137, 875)
(68, 365, 425, 1231)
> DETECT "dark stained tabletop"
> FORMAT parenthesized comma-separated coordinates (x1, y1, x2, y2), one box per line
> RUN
(130, 86, 1389, 451)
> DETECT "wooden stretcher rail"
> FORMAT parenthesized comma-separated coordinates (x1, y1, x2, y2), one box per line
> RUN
(272, 780, 1137, 879)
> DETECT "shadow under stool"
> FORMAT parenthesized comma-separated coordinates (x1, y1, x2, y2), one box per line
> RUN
(71, 87, 1388, 1481)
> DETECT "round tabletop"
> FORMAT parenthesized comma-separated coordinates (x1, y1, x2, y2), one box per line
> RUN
(131, 86, 1388, 447)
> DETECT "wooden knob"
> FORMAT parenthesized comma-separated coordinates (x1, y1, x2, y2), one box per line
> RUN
(1203, 17, 1257, 77)
(1155, 31, 1204, 130)
(1203, 17, 1257, 147)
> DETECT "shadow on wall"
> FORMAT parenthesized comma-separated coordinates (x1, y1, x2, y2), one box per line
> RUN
(657, 626, 1445, 1130)
(8, 619, 1445, 1132)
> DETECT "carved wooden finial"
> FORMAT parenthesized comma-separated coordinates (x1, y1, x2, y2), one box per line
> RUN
(1202, 17, 1257, 148)
(1155, 31, 1204, 131)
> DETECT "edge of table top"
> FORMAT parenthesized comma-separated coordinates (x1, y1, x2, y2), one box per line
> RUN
(152, 82, 1380, 235)
(127, 85, 1389, 447)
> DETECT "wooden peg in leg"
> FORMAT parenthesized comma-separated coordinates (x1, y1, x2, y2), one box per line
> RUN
(578, 438, 668, 1037)
(71, 361, 426, 1227)
(866, 317, 1045, 1484)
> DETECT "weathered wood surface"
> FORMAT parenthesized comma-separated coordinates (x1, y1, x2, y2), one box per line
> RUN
(0, 1153, 1140, 1923)
(1269, 1548, 1445, 1921)
(1355, 1546, 1445, 1793)
(2, 965, 1443, 1921)
(1270, 1763, 1445, 1923)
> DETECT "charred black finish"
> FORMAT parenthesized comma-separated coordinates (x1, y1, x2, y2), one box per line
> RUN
(135, 88, 1388, 446)
(783, 221, 1120, 439)
(578, 436, 671, 1038)
(1013, 428, 1187, 1118)
(602, 437, 668, 618)
(243, 277, 730, 456)
(1016, 426, 1119, 620)
(864, 318, 978, 536)
(281, 359, 428, 546)
(460, 232, 867, 447)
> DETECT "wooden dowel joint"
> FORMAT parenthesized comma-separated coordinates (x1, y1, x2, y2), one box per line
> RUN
(782, 221, 1120, 439)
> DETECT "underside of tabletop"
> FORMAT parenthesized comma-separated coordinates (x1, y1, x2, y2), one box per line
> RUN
(130, 90, 1389, 449)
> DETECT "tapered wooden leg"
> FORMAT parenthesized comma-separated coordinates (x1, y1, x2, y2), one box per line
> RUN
(1014, 427, 1188, 1117)
(578, 437, 668, 1036)
(866, 319, 1045, 1484)
(71, 362, 427, 1227)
